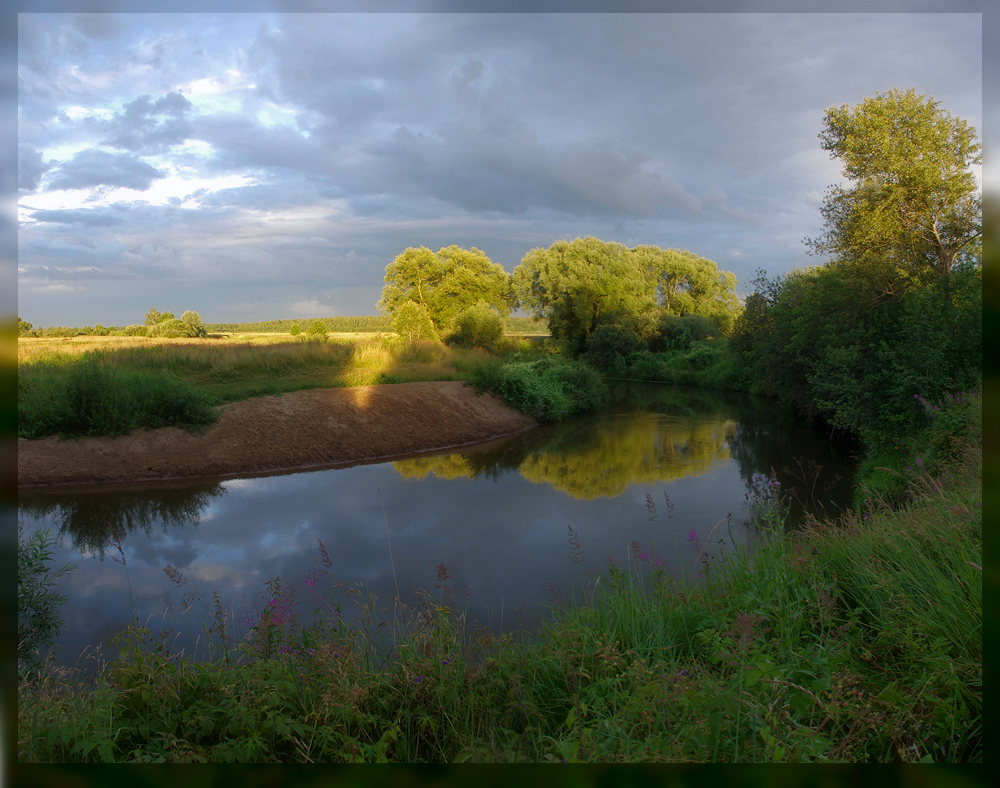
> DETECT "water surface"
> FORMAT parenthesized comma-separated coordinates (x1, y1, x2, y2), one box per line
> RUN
(18, 383, 858, 669)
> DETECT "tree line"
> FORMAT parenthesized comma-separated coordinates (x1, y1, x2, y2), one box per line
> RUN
(378, 239, 742, 354)
(377, 88, 981, 461)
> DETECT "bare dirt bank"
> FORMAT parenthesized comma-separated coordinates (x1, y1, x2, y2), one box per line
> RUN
(18, 381, 537, 487)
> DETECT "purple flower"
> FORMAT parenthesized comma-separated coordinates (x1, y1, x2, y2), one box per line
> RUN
(916, 457, 923, 466)
(414, 675, 423, 684)
(688, 529, 698, 542)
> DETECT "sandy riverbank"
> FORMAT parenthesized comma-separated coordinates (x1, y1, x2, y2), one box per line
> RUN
(17, 381, 537, 487)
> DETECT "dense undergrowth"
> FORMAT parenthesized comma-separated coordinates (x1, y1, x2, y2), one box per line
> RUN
(17, 405, 981, 762)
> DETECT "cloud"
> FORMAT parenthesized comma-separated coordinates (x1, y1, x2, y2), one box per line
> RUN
(46, 149, 167, 191)
(103, 92, 194, 152)
(18, 144, 49, 191)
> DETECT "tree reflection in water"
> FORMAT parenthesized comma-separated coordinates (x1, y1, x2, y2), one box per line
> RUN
(18, 480, 226, 557)
(393, 382, 858, 522)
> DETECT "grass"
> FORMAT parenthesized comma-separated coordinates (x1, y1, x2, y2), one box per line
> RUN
(17, 420, 981, 762)
(17, 334, 498, 439)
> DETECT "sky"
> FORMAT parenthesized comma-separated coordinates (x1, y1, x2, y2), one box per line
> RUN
(14, 7, 985, 328)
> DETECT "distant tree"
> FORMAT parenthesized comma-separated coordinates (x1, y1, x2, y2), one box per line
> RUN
(18, 317, 32, 335)
(147, 318, 199, 338)
(378, 245, 511, 332)
(806, 88, 981, 286)
(180, 310, 207, 337)
(306, 319, 327, 337)
(289, 323, 301, 336)
(145, 308, 162, 326)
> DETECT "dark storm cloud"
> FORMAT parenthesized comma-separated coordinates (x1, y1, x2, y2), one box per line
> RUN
(46, 149, 167, 191)
(13, 9, 985, 328)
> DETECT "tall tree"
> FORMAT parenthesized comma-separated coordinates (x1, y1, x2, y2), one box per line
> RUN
(806, 88, 981, 286)
(514, 237, 740, 352)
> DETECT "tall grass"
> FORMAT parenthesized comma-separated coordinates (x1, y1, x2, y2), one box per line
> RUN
(18, 356, 219, 439)
(17, 334, 497, 438)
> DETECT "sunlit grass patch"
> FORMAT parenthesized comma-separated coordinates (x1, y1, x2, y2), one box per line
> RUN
(18, 333, 507, 438)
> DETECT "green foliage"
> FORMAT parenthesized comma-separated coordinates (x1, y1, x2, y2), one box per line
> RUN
(306, 319, 327, 337)
(18, 356, 219, 439)
(18, 523, 75, 672)
(447, 300, 504, 351)
(391, 301, 440, 342)
(807, 88, 981, 283)
(379, 245, 512, 333)
(467, 355, 607, 421)
(116, 325, 149, 337)
(288, 324, 301, 336)
(581, 324, 644, 371)
(513, 237, 741, 354)
(147, 318, 201, 338)
(18, 316, 33, 335)
(145, 308, 162, 327)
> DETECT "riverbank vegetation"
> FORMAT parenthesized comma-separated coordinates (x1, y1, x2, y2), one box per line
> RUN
(17, 411, 980, 762)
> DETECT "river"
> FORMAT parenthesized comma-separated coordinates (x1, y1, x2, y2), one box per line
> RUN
(18, 382, 858, 671)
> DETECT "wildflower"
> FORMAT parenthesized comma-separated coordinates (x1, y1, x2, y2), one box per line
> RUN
(688, 529, 698, 542)
(916, 456, 923, 466)
(414, 675, 423, 684)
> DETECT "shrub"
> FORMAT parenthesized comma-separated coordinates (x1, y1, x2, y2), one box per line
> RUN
(18, 523, 74, 672)
(116, 324, 149, 337)
(467, 356, 607, 421)
(148, 318, 199, 338)
(306, 320, 328, 337)
(289, 324, 301, 336)
(391, 301, 439, 342)
(447, 301, 504, 351)
(582, 324, 645, 371)
(18, 357, 219, 439)
(649, 314, 692, 352)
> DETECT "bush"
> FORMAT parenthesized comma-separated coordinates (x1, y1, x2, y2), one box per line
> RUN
(582, 324, 645, 371)
(148, 318, 200, 338)
(391, 301, 439, 342)
(467, 356, 607, 421)
(289, 324, 301, 336)
(447, 301, 504, 351)
(18, 523, 74, 672)
(18, 357, 220, 439)
(307, 320, 328, 337)
(115, 324, 149, 337)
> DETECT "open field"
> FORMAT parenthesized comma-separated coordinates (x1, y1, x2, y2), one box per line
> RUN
(17, 333, 518, 440)
(18, 333, 497, 402)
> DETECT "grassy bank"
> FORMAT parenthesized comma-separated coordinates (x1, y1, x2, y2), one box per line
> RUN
(17, 420, 980, 762)
(17, 334, 496, 439)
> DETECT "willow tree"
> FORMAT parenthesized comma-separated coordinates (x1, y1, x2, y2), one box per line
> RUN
(513, 237, 741, 352)
(513, 237, 656, 353)
(378, 245, 511, 333)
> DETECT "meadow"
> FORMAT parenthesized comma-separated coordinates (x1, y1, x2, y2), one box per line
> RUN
(17, 332, 511, 439)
